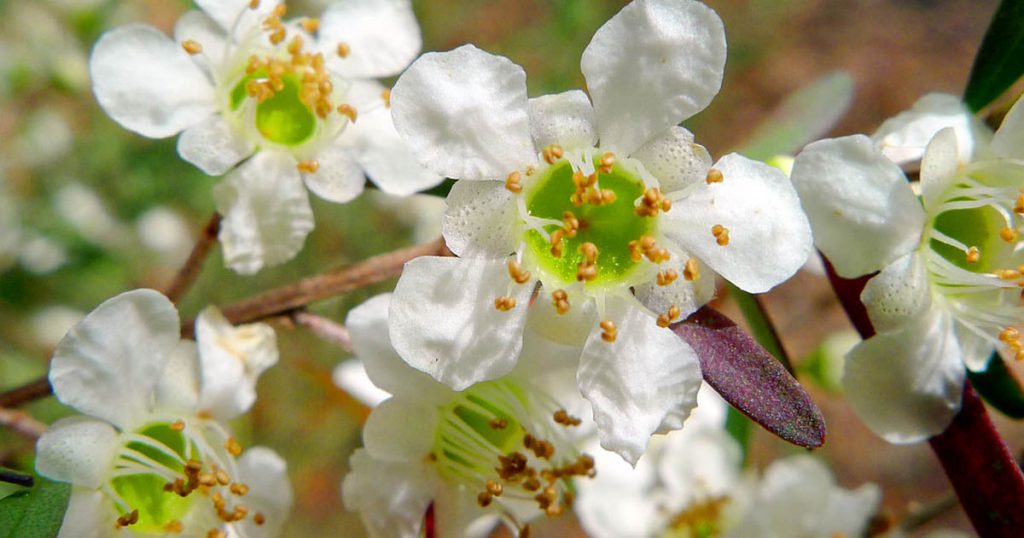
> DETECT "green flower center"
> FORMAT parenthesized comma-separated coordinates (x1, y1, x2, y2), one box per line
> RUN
(928, 205, 1007, 272)
(110, 424, 195, 534)
(231, 71, 317, 146)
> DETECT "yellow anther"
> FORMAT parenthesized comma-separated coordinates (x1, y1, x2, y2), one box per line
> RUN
(164, 520, 184, 533)
(199, 473, 217, 487)
(628, 240, 642, 262)
(601, 189, 617, 204)
(660, 198, 672, 212)
(302, 18, 320, 33)
(489, 418, 508, 429)
(683, 258, 700, 281)
(543, 144, 564, 164)
(577, 242, 599, 282)
(706, 168, 724, 184)
(553, 409, 581, 426)
(600, 320, 617, 343)
(598, 152, 616, 174)
(966, 246, 980, 264)
(636, 187, 667, 217)
(505, 171, 523, 193)
(215, 468, 231, 486)
(287, 35, 303, 55)
(230, 483, 249, 496)
(552, 290, 570, 314)
(996, 269, 1022, 280)
(254, 512, 266, 526)
(711, 224, 730, 246)
(269, 27, 286, 45)
(526, 165, 536, 176)
(656, 305, 682, 328)
(562, 211, 579, 237)
(381, 88, 392, 108)
(1015, 191, 1024, 215)
(337, 104, 358, 123)
(337, 42, 351, 58)
(507, 260, 532, 284)
(576, 265, 598, 282)
(207, 529, 227, 538)
(272, 4, 286, 17)
(580, 242, 598, 262)
(477, 492, 493, 507)
(170, 419, 185, 432)
(550, 229, 565, 258)
(495, 296, 517, 311)
(116, 509, 140, 528)
(657, 268, 678, 286)
(225, 437, 242, 457)
(1000, 226, 1019, 243)
(249, 0, 260, 8)
(999, 327, 1019, 343)
(486, 480, 504, 496)
(296, 160, 320, 173)
(182, 39, 203, 55)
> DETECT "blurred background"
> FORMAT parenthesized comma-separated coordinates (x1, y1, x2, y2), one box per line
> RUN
(0, 0, 1009, 535)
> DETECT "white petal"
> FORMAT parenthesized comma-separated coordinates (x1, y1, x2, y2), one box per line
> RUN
(630, 127, 712, 193)
(345, 294, 446, 401)
(391, 45, 537, 180)
(920, 127, 961, 210)
(634, 254, 715, 319)
(861, 252, 932, 333)
(173, 10, 228, 67)
(659, 427, 741, 502)
(196, 306, 278, 419)
(342, 448, 437, 538)
(49, 289, 179, 428)
(332, 360, 391, 407)
(955, 321, 996, 372)
(577, 298, 703, 464)
(304, 145, 366, 203)
(177, 114, 254, 176)
(56, 489, 108, 538)
(528, 90, 598, 151)
(581, 0, 726, 155)
(35, 416, 119, 489)
(992, 94, 1024, 159)
(666, 153, 812, 293)
(347, 103, 445, 196)
(575, 445, 661, 538)
(791, 135, 925, 278)
(523, 288, 597, 348)
(91, 25, 215, 138)
(388, 256, 532, 391)
(843, 312, 965, 443)
(442, 180, 518, 258)
(153, 340, 200, 412)
(432, 484, 499, 538)
(233, 447, 293, 537)
(213, 152, 315, 274)
(363, 397, 437, 462)
(196, 0, 279, 33)
(871, 93, 987, 165)
(320, 0, 421, 79)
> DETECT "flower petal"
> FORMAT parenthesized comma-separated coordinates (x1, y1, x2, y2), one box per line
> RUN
(36, 416, 119, 489)
(791, 135, 925, 278)
(432, 484, 499, 538)
(871, 92, 988, 165)
(659, 427, 741, 502)
(577, 297, 703, 464)
(177, 113, 254, 176)
(391, 45, 537, 180)
(528, 90, 598, 151)
(861, 252, 932, 333)
(581, 0, 726, 155)
(196, 306, 278, 419)
(955, 321, 996, 372)
(213, 151, 315, 274)
(57, 489, 107, 538)
(630, 127, 712, 193)
(920, 127, 961, 210)
(91, 25, 215, 138)
(320, 0, 421, 79)
(342, 448, 437, 538)
(173, 10, 228, 66)
(844, 312, 965, 443)
(442, 180, 518, 258)
(233, 447, 293, 537)
(389, 256, 532, 391)
(195, 0, 279, 33)
(665, 153, 812, 293)
(332, 360, 391, 407)
(49, 289, 179, 428)
(153, 340, 200, 413)
(992, 94, 1024, 159)
(304, 145, 366, 203)
(363, 397, 437, 462)
(634, 254, 715, 320)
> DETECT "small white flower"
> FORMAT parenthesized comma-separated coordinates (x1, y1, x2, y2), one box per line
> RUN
(791, 93, 1024, 443)
(35, 289, 291, 537)
(388, 0, 811, 463)
(338, 294, 597, 538)
(90, 0, 442, 273)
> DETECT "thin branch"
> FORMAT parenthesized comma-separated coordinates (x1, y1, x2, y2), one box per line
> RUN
(288, 311, 353, 352)
(164, 212, 221, 305)
(0, 408, 47, 440)
(0, 469, 34, 488)
(0, 378, 52, 408)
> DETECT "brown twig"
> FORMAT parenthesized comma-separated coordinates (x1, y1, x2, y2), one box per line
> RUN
(288, 311, 353, 352)
(0, 408, 47, 440)
(164, 213, 222, 305)
(0, 378, 52, 408)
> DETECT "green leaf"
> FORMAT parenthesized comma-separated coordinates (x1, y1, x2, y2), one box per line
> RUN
(967, 351, 1024, 419)
(964, 0, 1024, 112)
(0, 475, 71, 538)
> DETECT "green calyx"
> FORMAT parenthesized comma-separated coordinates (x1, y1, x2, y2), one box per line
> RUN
(230, 71, 316, 146)
(109, 423, 196, 534)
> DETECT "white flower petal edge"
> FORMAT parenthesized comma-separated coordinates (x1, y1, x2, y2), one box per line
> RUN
(844, 312, 965, 443)
(631, 126, 713, 193)
(195, 0, 280, 33)
(342, 448, 439, 538)
(36, 416, 119, 489)
(871, 92, 988, 165)
(391, 44, 537, 180)
(388, 256, 534, 390)
(90, 25, 216, 138)
(860, 252, 932, 333)
(319, 0, 421, 79)
(177, 114, 255, 176)
(577, 297, 702, 464)
(991, 95, 1024, 159)
(196, 306, 278, 420)
(362, 397, 438, 463)
(919, 127, 962, 210)
(346, 102, 445, 196)
(304, 145, 367, 204)
(790, 135, 925, 278)
(233, 447, 294, 538)
(332, 360, 391, 407)
(528, 90, 599, 151)
(442, 179, 518, 258)
(581, 0, 726, 155)
(48, 289, 179, 429)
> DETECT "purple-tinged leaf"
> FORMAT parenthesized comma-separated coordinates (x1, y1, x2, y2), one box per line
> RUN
(673, 306, 825, 448)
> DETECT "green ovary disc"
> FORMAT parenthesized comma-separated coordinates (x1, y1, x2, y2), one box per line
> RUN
(109, 424, 195, 534)
(231, 71, 316, 146)
(929, 205, 1008, 272)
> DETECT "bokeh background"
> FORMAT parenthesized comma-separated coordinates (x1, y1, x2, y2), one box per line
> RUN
(0, 0, 1011, 535)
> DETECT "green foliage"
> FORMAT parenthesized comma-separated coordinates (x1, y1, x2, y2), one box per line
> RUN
(967, 352, 1024, 419)
(0, 475, 71, 538)
(964, 0, 1024, 112)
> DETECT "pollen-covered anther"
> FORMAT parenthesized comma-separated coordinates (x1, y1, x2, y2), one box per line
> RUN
(552, 290, 570, 314)
(657, 268, 678, 286)
(598, 152, 616, 174)
(164, 520, 184, 533)
(477, 491, 493, 507)
(486, 480, 504, 496)
(550, 229, 565, 258)
(657, 305, 682, 328)
(115, 509, 140, 529)
(489, 418, 508, 429)
(635, 235, 670, 263)
(600, 320, 617, 343)
(249, 0, 260, 9)
(711, 224, 730, 246)
(207, 529, 227, 538)
(296, 160, 320, 173)
(1000, 226, 1019, 243)
(182, 39, 203, 55)
(635, 187, 669, 217)
(507, 260, 531, 284)
(337, 104, 357, 123)
(381, 88, 392, 108)
(170, 419, 185, 432)
(966, 246, 980, 264)
(995, 269, 1022, 280)
(225, 437, 242, 457)
(230, 483, 249, 496)
(254, 512, 266, 526)
(576, 242, 599, 282)
(505, 171, 523, 193)
(683, 258, 701, 282)
(199, 473, 218, 487)
(562, 211, 580, 238)
(336, 42, 351, 58)
(543, 144, 564, 164)
(999, 327, 1024, 361)
(553, 409, 581, 427)
(301, 18, 320, 33)
(1014, 190, 1024, 215)
(706, 168, 724, 184)
(494, 296, 517, 311)
(524, 433, 555, 459)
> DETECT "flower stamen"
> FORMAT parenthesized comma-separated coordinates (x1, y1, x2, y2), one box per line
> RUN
(705, 168, 724, 184)
(552, 290, 570, 314)
(600, 320, 617, 343)
(711, 224, 730, 246)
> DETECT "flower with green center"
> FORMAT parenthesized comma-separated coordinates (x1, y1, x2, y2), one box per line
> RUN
(337, 294, 597, 538)
(90, 0, 442, 274)
(791, 92, 1024, 443)
(35, 290, 292, 537)
(387, 0, 812, 463)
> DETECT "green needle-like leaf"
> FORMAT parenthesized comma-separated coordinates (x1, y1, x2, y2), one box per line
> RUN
(0, 475, 71, 538)
(964, 0, 1024, 112)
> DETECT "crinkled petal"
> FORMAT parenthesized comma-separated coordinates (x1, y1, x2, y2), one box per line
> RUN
(861, 252, 932, 333)
(577, 297, 703, 464)
(153, 340, 200, 413)
(442, 180, 518, 258)
(320, 0, 421, 79)
(992, 93, 1024, 160)
(791, 135, 925, 278)
(57, 489, 107, 538)
(347, 104, 444, 196)
(36, 416, 119, 489)
(49, 289, 179, 428)
(391, 45, 537, 180)
(305, 145, 366, 203)
(844, 312, 965, 444)
(91, 25, 215, 138)
(581, 0, 726, 155)
(232, 447, 292, 537)
(635, 254, 715, 319)
(871, 93, 988, 165)
(528, 90, 598, 151)
(196, 0, 279, 33)
(213, 151, 315, 274)
(363, 397, 437, 462)
(342, 448, 437, 538)
(631, 127, 712, 193)
(177, 114, 254, 176)
(196, 306, 278, 419)
(920, 127, 961, 210)
(666, 153, 812, 293)
(389, 256, 533, 390)
(173, 10, 228, 67)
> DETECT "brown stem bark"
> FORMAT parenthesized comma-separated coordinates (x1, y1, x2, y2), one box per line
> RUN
(164, 213, 222, 305)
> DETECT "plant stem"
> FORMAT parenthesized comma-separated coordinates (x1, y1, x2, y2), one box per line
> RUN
(164, 213, 221, 305)
(0, 378, 52, 408)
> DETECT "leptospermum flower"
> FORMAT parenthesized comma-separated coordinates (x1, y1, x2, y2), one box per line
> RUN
(791, 93, 1024, 442)
(35, 289, 292, 537)
(387, 0, 812, 463)
(338, 294, 597, 538)
(90, 0, 441, 273)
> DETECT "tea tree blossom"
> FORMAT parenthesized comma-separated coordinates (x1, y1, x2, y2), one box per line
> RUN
(90, 0, 441, 273)
(791, 93, 1024, 442)
(35, 290, 292, 537)
(388, 0, 811, 463)
(339, 294, 596, 538)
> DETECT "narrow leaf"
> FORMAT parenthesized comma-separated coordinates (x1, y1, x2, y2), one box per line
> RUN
(0, 475, 71, 538)
(966, 351, 1024, 419)
(964, 0, 1024, 112)
(674, 306, 825, 448)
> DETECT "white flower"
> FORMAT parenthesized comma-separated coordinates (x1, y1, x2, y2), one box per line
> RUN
(35, 289, 291, 537)
(338, 294, 597, 538)
(387, 0, 811, 464)
(90, 0, 442, 273)
(791, 93, 1024, 443)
